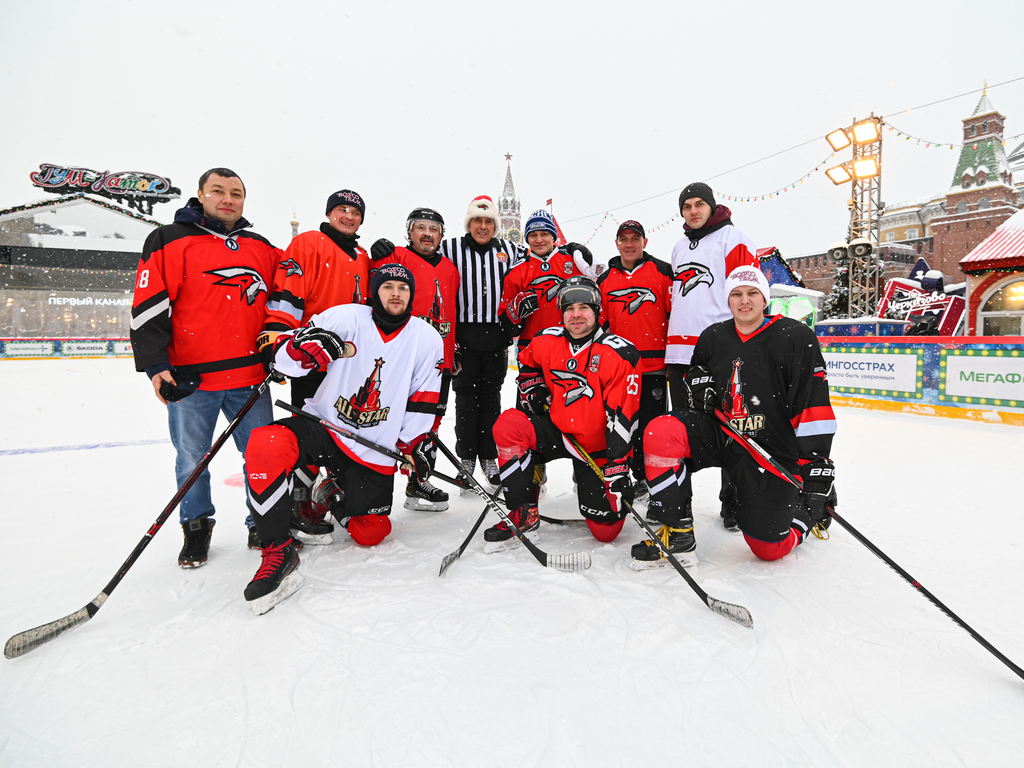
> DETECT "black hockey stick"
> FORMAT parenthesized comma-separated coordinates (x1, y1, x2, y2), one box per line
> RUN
(439, 504, 492, 577)
(713, 409, 1024, 682)
(429, 432, 592, 573)
(564, 434, 753, 629)
(5, 373, 276, 659)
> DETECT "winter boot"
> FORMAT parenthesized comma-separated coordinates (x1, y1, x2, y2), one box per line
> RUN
(480, 458, 501, 489)
(630, 519, 697, 570)
(483, 504, 540, 553)
(404, 478, 450, 511)
(291, 483, 334, 545)
(178, 517, 215, 568)
(459, 456, 477, 498)
(244, 537, 303, 614)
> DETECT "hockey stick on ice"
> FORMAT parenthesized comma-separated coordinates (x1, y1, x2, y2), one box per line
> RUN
(4, 373, 276, 660)
(713, 408, 1024, 682)
(565, 434, 753, 629)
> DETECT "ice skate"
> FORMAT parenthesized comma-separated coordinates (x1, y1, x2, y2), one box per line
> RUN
(404, 478, 450, 511)
(245, 537, 302, 614)
(630, 521, 698, 571)
(483, 504, 539, 553)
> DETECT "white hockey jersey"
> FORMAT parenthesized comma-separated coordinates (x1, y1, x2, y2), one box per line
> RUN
(665, 224, 758, 365)
(274, 304, 444, 473)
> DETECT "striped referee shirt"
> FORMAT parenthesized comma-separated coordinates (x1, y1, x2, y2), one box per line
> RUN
(440, 236, 524, 324)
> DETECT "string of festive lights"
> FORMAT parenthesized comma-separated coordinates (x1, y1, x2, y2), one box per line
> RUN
(882, 121, 1024, 150)
(0, 193, 162, 227)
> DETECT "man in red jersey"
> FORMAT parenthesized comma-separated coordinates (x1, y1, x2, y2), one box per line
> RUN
(131, 168, 282, 568)
(370, 207, 461, 511)
(633, 266, 837, 569)
(597, 220, 673, 505)
(486, 277, 640, 552)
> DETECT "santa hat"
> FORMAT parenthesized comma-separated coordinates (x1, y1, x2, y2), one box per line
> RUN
(724, 265, 771, 302)
(464, 195, 501, 232)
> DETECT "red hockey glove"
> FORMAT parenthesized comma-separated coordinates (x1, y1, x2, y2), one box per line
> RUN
(506, 291, 539, 326)
(517, 373, 551, 415)
(286, 326, 356, 370)
(397, 434, 433, 481)
(602, 459, 632, 516)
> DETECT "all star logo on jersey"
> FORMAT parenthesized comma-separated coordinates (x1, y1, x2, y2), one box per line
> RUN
(426, 278, 451, 337)
(551, 369, 595, 406)
(205, 266, 268, 305)
(607, 286, 657, 314)
(334, 357, 391, 428)
(280, 258, 303, 277)
(674, 262, 713, 296)
(725, 358, 764, 433)
(528, 274, 564, 302)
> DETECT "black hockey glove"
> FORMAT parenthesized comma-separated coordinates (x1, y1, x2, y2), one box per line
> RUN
(285, 326, 356, 370)
(683, 365, 717, 415)
(563, 242, 594, 266)
(158, 369, 202, 402)
(370, 238, 396, 262)
(256, 331, 287, 383)
(800, 457, 836, 526)
(602, 458, 633, 517)
(506, 291, 539, 326)
(397, 434, 433, 481)
(518, 373, 552, 415)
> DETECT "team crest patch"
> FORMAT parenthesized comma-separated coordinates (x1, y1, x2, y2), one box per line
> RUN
(563, 261, 573, 275)
(589, 355, 601, 373)
(334, 357, 390, 427)
(566, 359, 577, 371)
(496, 251, 509, 263)
(225, 237, 239, 251)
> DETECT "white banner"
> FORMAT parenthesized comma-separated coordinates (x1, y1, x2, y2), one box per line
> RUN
(823, 350, 921, 394)
(61, 341, 111, 357)
(3, 341, 56, 358)
(942, 354, 1024, 401)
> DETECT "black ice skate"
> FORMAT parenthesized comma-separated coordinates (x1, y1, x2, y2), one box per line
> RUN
(458, 457, 476, 498)
(480, 458, 501, 489)
(483, 504, 539, 553)
(404, 478, 450, 511)
(245, 537, 303, 615)
(630, 520, 698, 571)
(720, 502, 740, 532)
(290, 483, 334, 545)
(178, 517, 215, 568)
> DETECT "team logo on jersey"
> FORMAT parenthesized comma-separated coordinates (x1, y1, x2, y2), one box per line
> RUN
(334, 357, 390, 427)
(225, 237, 239, 251)
(280, 258, 303, 277)
(566, 359, 577, 371)
(205, 266, 268, 305)
(725, 358, 764, 433)
(563, 261, 574, 275)
(674, 262, 713, 296)
(607, 287, 657, 314)
(497, 251, 509, 263)
(528, 274, 564, 302)
(551, 369, 595, 406)
(589, 354, 601, 373)
(352, 274, 363, 304)
(425, 278, 451, 337)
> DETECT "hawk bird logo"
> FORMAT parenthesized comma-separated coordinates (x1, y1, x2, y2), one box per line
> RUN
(674, 262, 713, 296)
(607, 287, 656, 314)
(279, 258, 303, 277)
(551, 369, 595, 406)
(528, 274, 564, 302)
(206, 267, 268, 306)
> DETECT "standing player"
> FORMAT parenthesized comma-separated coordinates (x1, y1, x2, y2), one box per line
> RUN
(370, 207, 460, 511)
(242, 264, 444, 612)
(634, 266, 837, 568)
(131, 167, 282, 568)
(666, 182, 760, 531)
(597, 220, 673, 504)
(486, 277, 640, 550)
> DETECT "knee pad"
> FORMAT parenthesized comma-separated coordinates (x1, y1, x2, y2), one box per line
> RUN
(586, 517, 625, 543)
(493, 408, 537, 455)
(348, 514, 392, 546)
(744, 530, 799, 561)
(643, 414, 690, 481)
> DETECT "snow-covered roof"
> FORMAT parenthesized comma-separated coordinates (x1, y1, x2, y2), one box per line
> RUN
(0, 193, 162, 227)
(960, 208, 1024, 272)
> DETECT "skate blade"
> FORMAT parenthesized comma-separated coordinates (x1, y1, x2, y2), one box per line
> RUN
(251, 571, 304, 615)
(403, 498, 450, 512)
(483, 529, 539, 554)
(630, 552, 699, 572)
(292, 529, 334, 546)
(460, 487, 475, 499)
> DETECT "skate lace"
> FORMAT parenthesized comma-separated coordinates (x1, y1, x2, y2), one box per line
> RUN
(253, 541, 287, 580)
(812, 522, 830, 540)
(649, 525, 693, 558)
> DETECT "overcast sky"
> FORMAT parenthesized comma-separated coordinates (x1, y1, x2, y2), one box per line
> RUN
(2, 0, 1022, 263)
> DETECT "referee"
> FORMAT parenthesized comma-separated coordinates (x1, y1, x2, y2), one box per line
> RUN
(440, 195, 524, 487)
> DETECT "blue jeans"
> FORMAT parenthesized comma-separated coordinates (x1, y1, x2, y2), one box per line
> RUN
(166, 384, 274, 526)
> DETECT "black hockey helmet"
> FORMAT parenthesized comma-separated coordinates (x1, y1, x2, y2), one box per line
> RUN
(557, 276, 601, 314)
(406, 207, 445, 240)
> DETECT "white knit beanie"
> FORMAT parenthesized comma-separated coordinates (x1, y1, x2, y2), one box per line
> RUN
(723, 265, 770, 302)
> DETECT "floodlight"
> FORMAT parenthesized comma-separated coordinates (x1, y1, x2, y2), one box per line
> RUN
(826, 128, 852, 152)
(851, 157, 880, 179)
(851, 118, 881, 144)
(825, 164, 852, 185)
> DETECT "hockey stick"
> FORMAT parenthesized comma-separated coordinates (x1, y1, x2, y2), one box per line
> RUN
(429, 432, 592, 573)
(439, 504, 491, 577)
(713, 409, 1024, 682)
(5, 373, 275, 659)
(564, 434, 754, 629)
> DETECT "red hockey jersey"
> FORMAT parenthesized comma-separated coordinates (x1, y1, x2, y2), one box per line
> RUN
(519, 326, 641, 461)
(499, 248, 589, 355)
(597, 253, 673, 374)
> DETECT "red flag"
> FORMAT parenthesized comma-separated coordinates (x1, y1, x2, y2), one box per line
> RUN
(551, 215, 567, 246)
(546, 198, 552, 206)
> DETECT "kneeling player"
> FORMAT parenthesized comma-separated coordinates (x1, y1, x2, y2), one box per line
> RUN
(243, 264, 443, 611)
(487, 277, 640, 551)
(634, 266, 837, 568)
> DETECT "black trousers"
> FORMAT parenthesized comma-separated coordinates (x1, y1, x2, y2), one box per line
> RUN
(452, 347, 508, 461)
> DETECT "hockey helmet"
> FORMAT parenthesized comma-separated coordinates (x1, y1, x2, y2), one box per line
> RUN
(406, 207, 445, 240)
(557, 275, 601, 314)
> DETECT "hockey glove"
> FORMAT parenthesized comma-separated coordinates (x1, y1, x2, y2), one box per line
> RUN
(397, 434, 433, 481)
(158, 369, 202, 402)
(256, 331, 287, 383)
(800, 457, 836, 526)
(683, 365, 717, 415)
(286, 326, 356, 370)
(602, 459, 633, 517)
(518, 373, 552, 415)
(563, 242, 594, 266)
(370, 238, 396, 262)
(506, 291, 539, 326)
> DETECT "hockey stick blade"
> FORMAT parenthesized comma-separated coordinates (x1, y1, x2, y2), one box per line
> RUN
(5, 595, 104, 659)
(706, 596, 755, 629)
(439, 504, 491, 577)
